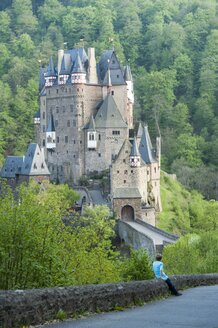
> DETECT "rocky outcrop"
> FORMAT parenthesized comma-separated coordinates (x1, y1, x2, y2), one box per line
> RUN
(0, 274, 218, 327)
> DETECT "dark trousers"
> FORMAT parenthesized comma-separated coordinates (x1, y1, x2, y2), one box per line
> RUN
(164, 278, 179, 295)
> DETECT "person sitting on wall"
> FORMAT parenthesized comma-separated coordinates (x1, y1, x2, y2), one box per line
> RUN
(152, 254, 182, 296)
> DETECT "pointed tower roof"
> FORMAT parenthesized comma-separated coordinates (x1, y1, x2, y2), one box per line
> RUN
(21, 144, 50, 176)
(95, 95, 127, 128)
(72, 53, 86, 73)
(47, 114, 55, 132)
(88, 115, 96, 130)
(139, 126, 156, 164)
(59, 56, 68, 75)
(130, 136, 140, 157)
(103, 67, 112, 86)
(45, 56, 56, 77)
(137, 122, 143, 138)
(124, 65, 132, 81)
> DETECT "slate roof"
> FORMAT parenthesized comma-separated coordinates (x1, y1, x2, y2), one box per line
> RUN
(130, 136, 140, 157)
(39, 67, 46, 92)
(88, 115, 96, 130)
(72, 52, 86, 73)
(59, 56, 68, 75)
(139, 126, 156, 164)
(45, 56, 56, 77)
(98, 50, 126, 85)
(113, 188, 141, 198)
(94, 95, 127, 129)
(20, 144, 50, 176)
(124, 65, 132, 81)
(47, 114, 55, 132)
(137, 122, 143, 138)
(1, 156, 24, 178)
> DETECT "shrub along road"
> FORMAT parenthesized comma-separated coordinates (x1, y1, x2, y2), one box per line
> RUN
(39, 285, 218, 328)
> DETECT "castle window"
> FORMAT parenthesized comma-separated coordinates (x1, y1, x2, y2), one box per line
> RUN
(67, 150, 68, 154)
(124, 170, 128, 174)
(74, 155, 76, 158)
(112, 60, 115, 64)
(99, 134, 101, 140)
(41, 163, 44, 169)
(56, 107, 59, 113)
(67, 120, 70, 127)
(55, 120, 58, 127)
(131, 170, 133, 173)
(80, 140, 82, 144)
(125, 150, 128, 153)
(147, 170, 149, 175)
(74, 140, 76, 144)
(57, 136, 59, 143)
(43, 125, 46, 132)
(154, 167, 157, 173)
(98, 153, 101, 157)
(112, 130, 120, 135)
(89, 133, 95, 141)
(34, 163, 37, 169)
(43, 139, 45, 147)
(65, 136, 68, 143)
(117, 75, 119, 78)
(56, 89, 58, 94)
(48, 90, 50, 95)
(70, 104, 73, 112)
(123, 159, 126, 163)
(117, 170, 119, 174)
(124, 180, 126, 183)
(111, 90, 114, 95)
(42, 112, 45, 119)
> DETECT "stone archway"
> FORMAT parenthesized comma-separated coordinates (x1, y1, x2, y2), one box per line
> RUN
(121, 205, 134, 222)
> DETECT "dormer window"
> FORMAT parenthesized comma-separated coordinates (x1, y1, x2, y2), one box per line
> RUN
(34, 163, 37, 169)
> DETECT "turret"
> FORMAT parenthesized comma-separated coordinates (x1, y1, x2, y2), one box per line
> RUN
(87, 115, 97, 149)
(34, 110, 40, 125)
(46, 114, 56, 149)
(130, 136, 141, 167)
(71, 53, 86, 84)
(59, 56, 69, 85)
(44, 57, 57, 87)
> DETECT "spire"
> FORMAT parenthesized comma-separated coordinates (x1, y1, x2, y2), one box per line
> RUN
(124, 65, 132, 81)
(46, 56, 56, 77)
(72, 52, 85, 73)
(89, 115, 96, 130)
(130, 136, 140, 157)
(139, 125, 156, 164)
(59, 56, 68, 75)
(47, 114, 55, 132)
(137, 122, 143, 138)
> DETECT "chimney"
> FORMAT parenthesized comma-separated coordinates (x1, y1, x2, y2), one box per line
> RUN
(88, 48, 98, 84)
(58, 49, 64, 75)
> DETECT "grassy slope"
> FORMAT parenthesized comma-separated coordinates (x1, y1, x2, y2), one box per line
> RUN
(157, 173, 194, 236)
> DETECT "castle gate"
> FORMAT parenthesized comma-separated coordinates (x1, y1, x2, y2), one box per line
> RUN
(121, 205, 134, 222)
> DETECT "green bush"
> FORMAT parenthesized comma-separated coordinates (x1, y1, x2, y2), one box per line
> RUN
(121, 248, 153, 281)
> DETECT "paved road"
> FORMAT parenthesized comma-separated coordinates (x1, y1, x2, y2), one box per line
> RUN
(38, 285, 218, 328)
(127, 221, 176, 245)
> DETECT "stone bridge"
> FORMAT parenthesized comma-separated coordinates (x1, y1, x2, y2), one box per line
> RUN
(118, 219, 178, 256)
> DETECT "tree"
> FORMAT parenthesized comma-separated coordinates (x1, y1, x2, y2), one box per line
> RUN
(11, 0, 38, 36)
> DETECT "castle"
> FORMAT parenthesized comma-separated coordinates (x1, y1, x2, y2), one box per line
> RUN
(1, 47, 161, 225)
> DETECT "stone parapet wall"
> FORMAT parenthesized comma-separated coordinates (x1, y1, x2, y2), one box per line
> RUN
(0, 274, 218, 327)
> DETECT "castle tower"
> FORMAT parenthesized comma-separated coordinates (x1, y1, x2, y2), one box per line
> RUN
(71, 52, 86, 84)
(44, 57, 57, 87)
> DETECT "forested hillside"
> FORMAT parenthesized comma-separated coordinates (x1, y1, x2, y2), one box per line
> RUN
(0, 0, 217, 198)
